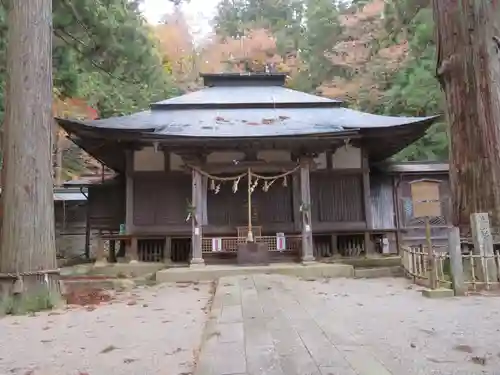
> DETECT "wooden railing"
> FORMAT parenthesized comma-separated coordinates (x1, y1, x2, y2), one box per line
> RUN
(400, 244, 450, 288)
(401, 244, 500, 292)
(201, 235, 302, 253)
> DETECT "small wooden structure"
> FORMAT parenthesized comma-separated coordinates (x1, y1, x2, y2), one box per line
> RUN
(56, 73, 442, 265)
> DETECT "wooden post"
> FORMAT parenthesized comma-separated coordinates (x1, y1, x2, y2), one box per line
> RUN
(94, 230, 107, 266)
(300, 156, 314, 263)
(470, 213, 496, 282)
(191, 168, 205, 267)
(330, 234, 338, 257)
(128, 236, 139, 263)
(125, 149, 134, 233)
(125, 149, 135, 262)
(84, 194, 91, 259)
(362, 148, 375, 256)
(448, 226, 466, 296)
(425, 217, 437, 289)
(201, 176, 208, 225)
(292, 173, 302, 232)
(164, 236, 172, 265)
(108, 239, 117, 263)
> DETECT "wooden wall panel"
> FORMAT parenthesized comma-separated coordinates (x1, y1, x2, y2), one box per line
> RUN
(253, 183, 293, 224)
(88, 182, 125, 230)
(310, 172, 364, 223)
(370, 174, 395, 229)
(133, 172, 191, 226)
(207, 184, 247, 226)
(207, 178, 293, 227)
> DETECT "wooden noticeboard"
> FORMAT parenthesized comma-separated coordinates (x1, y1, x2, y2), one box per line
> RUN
(410, 180, 442, 218)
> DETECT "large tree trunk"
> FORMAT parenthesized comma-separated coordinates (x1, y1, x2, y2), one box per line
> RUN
(433, 0, 500, 231)
(0, 0, 60, 305)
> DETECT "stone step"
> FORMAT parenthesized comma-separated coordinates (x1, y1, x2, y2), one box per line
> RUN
(156, 263, 354, 283)
(354, 266, 403, 279)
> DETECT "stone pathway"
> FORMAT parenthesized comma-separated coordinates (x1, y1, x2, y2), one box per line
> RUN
(195, 274, 392, 375)
(195, 274, 500, 375)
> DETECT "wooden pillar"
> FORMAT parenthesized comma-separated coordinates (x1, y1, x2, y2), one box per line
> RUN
(191, 168, 205, 266)
(362, 149, 375, 256)
(125, 149, 137, 263)
(292, 173, 302, 232)
(300, 156, 315, 263)
(201, 176, 208, 225)
(94, 230, 107, 266)
(164, 236, 172, 265)
(108, 239, 117, 263)
(125, 149, 134, 233)
(84, 193, 90, 259)
(128, 237, 139, 263)
(330, 234, 338, 256)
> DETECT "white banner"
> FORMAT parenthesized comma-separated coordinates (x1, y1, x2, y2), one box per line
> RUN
(276, 233, 286, 251)
(212, 237, 222, 252)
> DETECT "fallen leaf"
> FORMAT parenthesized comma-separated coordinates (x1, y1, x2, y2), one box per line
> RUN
(471, 356, 487, 366)
(100, 345, 117, 354)
(123, 358, 136, 364)
(454, 345, 474, 353)
(427, 357, 454, 364)
(419, 328, 436, 335)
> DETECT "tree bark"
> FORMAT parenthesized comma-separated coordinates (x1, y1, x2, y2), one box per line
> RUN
(433, 0, 500, 231)
(0, 0, 60, 301)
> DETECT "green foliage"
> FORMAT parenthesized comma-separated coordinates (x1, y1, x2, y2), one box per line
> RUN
(216, 0, 450, 161)
(51, 0, 180, 117)
(297, 0, 350, 91)
(214, 0, 350, 93)
(0, 0, 180, 121)
(0, 0, 181, 176)
(357, 2, 446, 161)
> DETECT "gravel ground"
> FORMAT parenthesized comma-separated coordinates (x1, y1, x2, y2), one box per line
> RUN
(2, 276, 500, 375)
(296, 276, 500, 375)
(0, 281, 213, 375)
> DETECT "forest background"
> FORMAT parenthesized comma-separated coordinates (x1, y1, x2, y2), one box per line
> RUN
(0, 0, 445, 181)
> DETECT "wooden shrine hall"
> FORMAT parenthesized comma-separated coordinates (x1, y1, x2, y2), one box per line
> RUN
(56, 73, 440, 266)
